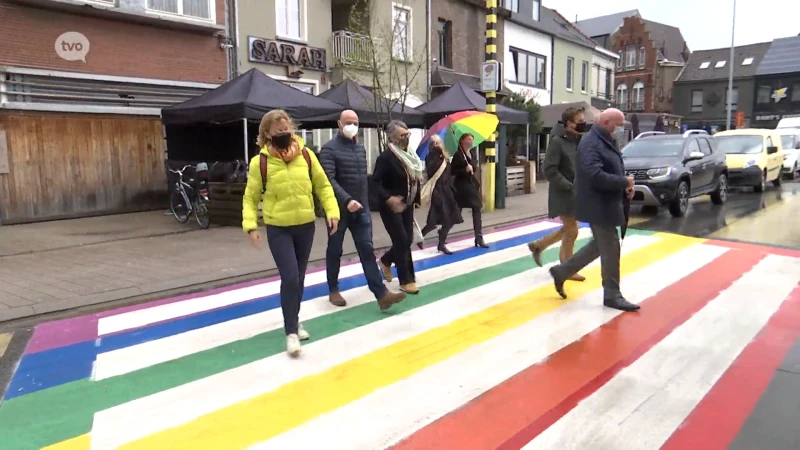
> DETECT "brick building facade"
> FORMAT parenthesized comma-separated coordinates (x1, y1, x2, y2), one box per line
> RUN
(0, 0, 228, 224)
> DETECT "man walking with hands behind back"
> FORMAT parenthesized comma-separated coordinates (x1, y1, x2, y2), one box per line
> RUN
(528, 107, 587, 281)
(547, 108, 640, 312)
(319, 110, 406, 311)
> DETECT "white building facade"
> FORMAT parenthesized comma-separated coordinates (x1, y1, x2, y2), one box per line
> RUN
(590, 45, 618, 108)
(503, 21, 553, 106)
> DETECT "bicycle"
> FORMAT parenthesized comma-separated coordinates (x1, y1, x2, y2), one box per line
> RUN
(168, 163, 211, 229)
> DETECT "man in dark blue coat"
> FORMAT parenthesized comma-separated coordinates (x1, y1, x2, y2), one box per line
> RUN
(319, 110, 405, 310)
(548, 108, 640, 312)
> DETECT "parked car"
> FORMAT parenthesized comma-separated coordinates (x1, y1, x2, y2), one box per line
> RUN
(714, 129, 784, 192)
(621, 130, 728, 217)
(777, 129, 800, 180)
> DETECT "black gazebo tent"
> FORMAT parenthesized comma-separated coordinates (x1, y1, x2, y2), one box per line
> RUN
(161, 68, 344, 125)
(302, 80, 425, 128)
(417, 81, 529, 125)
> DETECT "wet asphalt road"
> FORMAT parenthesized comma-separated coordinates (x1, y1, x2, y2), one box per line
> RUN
(629, 178, 800, 248)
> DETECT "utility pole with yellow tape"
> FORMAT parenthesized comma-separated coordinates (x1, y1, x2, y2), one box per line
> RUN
(481, 0, 500, 212)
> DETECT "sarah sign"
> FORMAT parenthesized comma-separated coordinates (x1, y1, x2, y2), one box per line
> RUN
(248, 37, 327, 71)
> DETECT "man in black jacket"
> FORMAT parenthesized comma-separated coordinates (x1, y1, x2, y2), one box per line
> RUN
(319, 110, 405, 310)
(547, 108, 640, 312)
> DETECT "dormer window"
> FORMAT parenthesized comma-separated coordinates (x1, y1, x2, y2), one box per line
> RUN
(699, 62, 710, 69)
(532, 0, 540, 20)
(742, 57, 754, 65)
(715, 61, 726, 68)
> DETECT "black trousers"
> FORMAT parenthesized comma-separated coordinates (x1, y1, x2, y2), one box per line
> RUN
(421, 223, 453, 246)
(266, 222, 315, 335)
(553, 223, 621, 299)
(379, 207, 416, 285)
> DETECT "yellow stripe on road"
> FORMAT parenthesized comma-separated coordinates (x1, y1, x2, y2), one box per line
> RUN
(0, 332, 12, 358)
(118, 233, 703, 450)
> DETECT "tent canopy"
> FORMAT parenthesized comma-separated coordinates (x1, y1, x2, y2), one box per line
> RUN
(301, 80, 425, 128)
(161, 68, 344, 125)
(417, 81, 529, 125)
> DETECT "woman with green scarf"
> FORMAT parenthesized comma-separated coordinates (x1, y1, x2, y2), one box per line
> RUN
(371, 120, 425, 295)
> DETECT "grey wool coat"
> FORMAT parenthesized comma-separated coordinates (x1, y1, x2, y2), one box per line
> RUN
(543, 122, 579, 218)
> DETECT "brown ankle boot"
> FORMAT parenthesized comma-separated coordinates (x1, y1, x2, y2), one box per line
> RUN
(329, 291, 347, 307)
(400, 282, 420, 294)
(528, 242, 543, 266)
(378, 291, 406, 311)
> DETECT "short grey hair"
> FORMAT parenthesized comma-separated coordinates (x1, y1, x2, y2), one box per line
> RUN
(385, 120, 408, 141)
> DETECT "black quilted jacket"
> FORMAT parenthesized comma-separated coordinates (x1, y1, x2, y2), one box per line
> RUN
(319, 133, 370, 210)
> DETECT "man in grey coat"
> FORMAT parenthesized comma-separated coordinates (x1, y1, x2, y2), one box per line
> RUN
(319, 110, 405, 310)
(528, 107, 587, 281)
(548, 108, 640, 312)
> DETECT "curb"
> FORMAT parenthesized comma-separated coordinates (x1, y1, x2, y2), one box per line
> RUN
(0, 213, 548, 328)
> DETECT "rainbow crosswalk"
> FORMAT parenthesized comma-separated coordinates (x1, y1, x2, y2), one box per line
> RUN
(0, 218, 799, 450)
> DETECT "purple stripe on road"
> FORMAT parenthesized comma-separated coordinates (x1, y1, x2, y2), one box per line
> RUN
(25, 218, 543, 355)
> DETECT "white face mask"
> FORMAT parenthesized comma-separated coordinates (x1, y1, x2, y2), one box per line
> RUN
(341, 123, 359, 139)
(612, 126, 625, 140)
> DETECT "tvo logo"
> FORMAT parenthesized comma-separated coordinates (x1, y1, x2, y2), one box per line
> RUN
(55, 32, 90, 62)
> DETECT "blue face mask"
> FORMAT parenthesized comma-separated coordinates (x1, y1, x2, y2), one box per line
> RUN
(612, 126, 625, 140)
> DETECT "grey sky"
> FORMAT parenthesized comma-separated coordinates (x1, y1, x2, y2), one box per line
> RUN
(545, 0, 800, 51)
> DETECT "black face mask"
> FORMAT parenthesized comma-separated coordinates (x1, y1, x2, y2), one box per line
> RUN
(271, 132, 293, 150)
(575, 122, 588, 133)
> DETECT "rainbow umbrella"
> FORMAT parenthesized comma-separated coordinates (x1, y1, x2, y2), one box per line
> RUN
(416, 111, 500, 160)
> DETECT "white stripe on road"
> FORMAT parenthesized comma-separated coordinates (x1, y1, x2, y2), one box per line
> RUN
(87, 235, 657, 450)
(522, 254, 800, 450)
(96, 221, 559, 336)
(92, 227, 593, 381)
(246, 243, 729, 450)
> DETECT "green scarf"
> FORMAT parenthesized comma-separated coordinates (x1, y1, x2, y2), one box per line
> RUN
(388, 142, 425, 181)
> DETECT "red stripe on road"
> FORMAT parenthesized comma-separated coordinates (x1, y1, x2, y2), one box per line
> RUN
(706, 238, 800, 258)
(391, 247, 765, 450)
(660, 283, 800, 450)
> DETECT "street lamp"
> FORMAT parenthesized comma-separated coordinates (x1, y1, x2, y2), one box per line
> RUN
(726, 0, 737, 130)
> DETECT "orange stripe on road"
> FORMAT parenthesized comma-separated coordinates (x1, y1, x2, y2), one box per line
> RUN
(391, 248, 765, 450)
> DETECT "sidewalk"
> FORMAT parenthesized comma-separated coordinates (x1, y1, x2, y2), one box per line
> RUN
(0, 187, 549, 324)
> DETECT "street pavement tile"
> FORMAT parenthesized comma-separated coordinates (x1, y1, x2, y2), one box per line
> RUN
(1, 218, 800, 450)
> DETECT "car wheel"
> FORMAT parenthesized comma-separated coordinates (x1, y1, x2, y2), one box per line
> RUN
(711, 173, 728, 205)
(754, 170, 766, 192)
(773, 171, 782, 187)
(669, 181, 690, 217)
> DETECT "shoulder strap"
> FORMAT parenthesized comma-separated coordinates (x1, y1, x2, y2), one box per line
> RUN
(301, 148, 312, 181)
(260, 153, 268, 194)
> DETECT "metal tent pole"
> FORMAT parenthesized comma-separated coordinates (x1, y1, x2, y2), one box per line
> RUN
(243, 118, 249, 160)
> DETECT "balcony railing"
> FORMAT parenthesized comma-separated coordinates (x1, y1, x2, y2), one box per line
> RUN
(332, 30, 382, 68)
(592, 91, 615, 102)
(616, 100, 629, 110)
(631, 101, 645, 111)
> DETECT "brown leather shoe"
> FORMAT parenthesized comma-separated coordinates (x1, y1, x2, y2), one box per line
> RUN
(528, 242, 543, 267)
(400, 282, 420, 295)
(378, 260, 393, 282)
(378, 291, 406, 311)
(329, 291, 347, 307)
(569, 273, 586, 282)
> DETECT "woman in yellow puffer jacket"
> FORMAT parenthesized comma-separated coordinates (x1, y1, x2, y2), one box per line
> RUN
(242, 109, 340, 357)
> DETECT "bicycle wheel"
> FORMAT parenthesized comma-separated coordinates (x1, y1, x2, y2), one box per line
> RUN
(194, 195, 211, 229)
(170, 187, 190, 223)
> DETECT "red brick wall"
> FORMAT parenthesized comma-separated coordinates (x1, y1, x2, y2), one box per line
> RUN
(430, 0, 504, 77)
(0, 0, 227, 84)
(612, 16, 656, 112)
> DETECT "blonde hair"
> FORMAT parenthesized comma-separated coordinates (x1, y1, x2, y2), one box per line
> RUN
(429, 134, 444, 151)
(257, 109, 296, 147)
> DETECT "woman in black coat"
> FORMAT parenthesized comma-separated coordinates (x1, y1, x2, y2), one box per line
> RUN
(418, 135, 463, 254)
(451, 133, 488, 248)
(371, 120, 424, 295)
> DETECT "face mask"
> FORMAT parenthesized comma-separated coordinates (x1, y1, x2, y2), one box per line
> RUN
(612, 126, 625, 140)
(342, 124, 358, 139)
(575, 122, 588, 133)
(271, 132, 292, 150)
(398, 136, 410, 149)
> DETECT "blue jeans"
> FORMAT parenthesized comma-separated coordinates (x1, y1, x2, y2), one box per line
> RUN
(326, 209, 387, 299)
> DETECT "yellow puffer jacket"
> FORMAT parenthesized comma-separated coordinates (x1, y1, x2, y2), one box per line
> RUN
(242, 136, 339, 232)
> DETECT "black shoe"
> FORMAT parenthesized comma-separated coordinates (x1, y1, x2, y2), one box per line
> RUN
(438, 244, 453, 255)
(475, 237, 489, 248)
(603, 296, 640, 312)
(416, 242, 424, 250)
(549, 267, 567, 299)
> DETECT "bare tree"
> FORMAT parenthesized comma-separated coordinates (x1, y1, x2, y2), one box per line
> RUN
(334, 0, 428, 150)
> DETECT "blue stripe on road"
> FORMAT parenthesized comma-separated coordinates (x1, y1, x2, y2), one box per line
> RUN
(6, 222, 578, 400)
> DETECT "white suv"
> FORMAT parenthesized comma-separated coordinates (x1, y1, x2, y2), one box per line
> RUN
(778, 129, 800, 179)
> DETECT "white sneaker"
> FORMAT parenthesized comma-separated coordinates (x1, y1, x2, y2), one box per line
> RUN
(298, 324, 310, 341)
(286, 334, 301, 357)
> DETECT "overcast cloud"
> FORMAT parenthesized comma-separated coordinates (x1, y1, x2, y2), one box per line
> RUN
(545, 0, 799, 51)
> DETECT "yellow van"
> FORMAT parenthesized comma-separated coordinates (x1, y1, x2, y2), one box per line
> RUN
(713, 128, 784, 192)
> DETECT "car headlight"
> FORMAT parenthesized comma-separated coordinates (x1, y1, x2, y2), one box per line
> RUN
(646, 167, 671, 179)
(743, 159, 757, 168)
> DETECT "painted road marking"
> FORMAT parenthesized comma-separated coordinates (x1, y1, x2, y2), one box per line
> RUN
(97, 221, 561, 336)
(522, 255, 800, 450)
(112, 235, 685, 450)
(92, 228, 596, 381)
(249, 242, 728, 450)
(0, 333, 11, 359)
